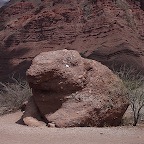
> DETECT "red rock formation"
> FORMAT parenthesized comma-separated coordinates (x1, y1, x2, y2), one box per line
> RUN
(23, 49, 129, 127)
(0, 0, 144, 81)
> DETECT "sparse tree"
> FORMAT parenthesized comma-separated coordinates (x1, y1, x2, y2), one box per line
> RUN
(126, 78, 144, 126)
(115, 65, 144, 126)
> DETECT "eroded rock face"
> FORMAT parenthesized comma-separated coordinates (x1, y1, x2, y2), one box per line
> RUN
(0, 0, 144, 82)
(23, 49, 129, 127)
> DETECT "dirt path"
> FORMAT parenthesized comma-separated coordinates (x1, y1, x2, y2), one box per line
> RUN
(0, 111, 144, 144)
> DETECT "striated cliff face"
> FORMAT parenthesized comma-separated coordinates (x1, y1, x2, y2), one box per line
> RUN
(0, 0, 144, 81)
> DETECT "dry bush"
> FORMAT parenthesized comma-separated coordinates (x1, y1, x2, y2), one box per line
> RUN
(0, 77, 32, 115)
(114, 65, 144, 126)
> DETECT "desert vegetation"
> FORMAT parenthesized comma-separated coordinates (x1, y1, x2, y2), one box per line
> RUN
(114, 65, 144, 126)
(0, 65, 144, 127)
(0, 77, 31, 115)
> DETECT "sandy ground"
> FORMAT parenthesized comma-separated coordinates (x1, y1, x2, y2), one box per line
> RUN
(0, 111, 144, 144)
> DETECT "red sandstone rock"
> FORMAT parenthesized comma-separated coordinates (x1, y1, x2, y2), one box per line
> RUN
(22, 97, 46, 127)
(0, 0, 144, 82)
(23, 49, 129, 127)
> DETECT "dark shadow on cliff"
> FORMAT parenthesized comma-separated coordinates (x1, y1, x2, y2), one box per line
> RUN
(0, 46, 32, 83)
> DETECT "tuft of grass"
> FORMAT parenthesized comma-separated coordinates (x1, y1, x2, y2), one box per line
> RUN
(0, 78, 32, 115)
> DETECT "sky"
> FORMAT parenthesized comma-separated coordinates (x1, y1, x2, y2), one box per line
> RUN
(0, 0, 10, 7)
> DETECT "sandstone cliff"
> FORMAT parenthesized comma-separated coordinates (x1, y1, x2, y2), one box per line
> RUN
(0, 0, 144, 81)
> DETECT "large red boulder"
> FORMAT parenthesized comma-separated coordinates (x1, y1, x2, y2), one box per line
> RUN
(23, 49, 129, 127)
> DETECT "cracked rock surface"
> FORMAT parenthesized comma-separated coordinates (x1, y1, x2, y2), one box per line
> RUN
(23, 49, 129, 127)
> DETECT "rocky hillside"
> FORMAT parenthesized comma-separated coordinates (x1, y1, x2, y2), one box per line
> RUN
(0, 0, 144, 82)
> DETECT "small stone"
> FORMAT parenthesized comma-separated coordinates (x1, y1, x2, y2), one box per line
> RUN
(48, 123, 56, 128)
